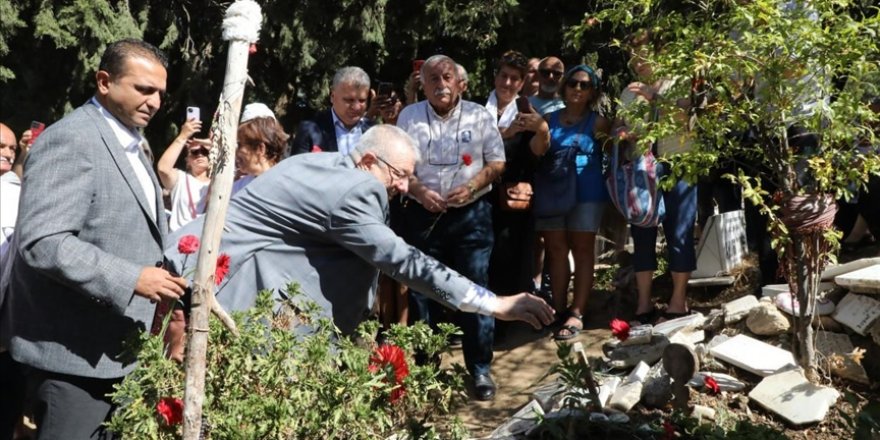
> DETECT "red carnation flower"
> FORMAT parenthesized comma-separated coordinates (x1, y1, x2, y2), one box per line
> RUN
(248, 43, 257, 54)
(177, 235, 200, 255)
(215, 253, 231, 286)
(156, 397, 184, 426)
(311, 145, 323, 153)
(704, 375, 720, 395)
(368, 344, 409, 403)
(662, 419, 677, 440)
(610, 318, 630, 342)
(461, 153, 473, 166)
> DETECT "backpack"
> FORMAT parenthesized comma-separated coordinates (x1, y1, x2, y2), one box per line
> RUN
(605, 140, 665, 228)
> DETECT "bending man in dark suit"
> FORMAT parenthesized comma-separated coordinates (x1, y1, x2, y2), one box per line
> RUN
(290, 66, 373, 155)
(1, 39, 187, 439)
(166, 125, 554, 336)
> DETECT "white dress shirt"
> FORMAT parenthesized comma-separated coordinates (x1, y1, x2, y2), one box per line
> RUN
(331, 109, 366, 156)
(91, 98, 157, 221)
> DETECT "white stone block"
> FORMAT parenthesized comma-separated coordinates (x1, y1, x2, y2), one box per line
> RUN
(597, 376, 621, 407)
(832, 292, 880, 335)
(822, 257, 880, 281)
(835, 264, 880, 294)
(723, 295, 760, 324)
(748, 369, 840, 425)
(762, 282, 836, 298)
(653, 313, 706, 337)
(620, 324, 653, 346)
(709, 334, 796, 377)
(815, 331, 869, 385)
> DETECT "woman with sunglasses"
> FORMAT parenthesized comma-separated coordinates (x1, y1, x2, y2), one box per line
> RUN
(538, 65, 611, 340)
(158, 116, 208, 231)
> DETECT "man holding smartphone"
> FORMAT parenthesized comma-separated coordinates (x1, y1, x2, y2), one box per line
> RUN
(1, 39, 186, 439)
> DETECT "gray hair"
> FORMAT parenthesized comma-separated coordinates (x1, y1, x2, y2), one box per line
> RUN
(420, 55, 458, 84)
(332, 66, 370, 90)
(456, 63, 468, 85)
(352, 124, 422, 164)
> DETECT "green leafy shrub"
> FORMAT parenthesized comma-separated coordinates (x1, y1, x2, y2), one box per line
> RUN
(108, 284, 468, 439)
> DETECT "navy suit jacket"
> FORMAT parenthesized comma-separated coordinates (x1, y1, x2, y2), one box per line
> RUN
(290, 109, 373, 156)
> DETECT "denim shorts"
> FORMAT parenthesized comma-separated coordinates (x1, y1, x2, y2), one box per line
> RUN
(535, 202, 605, 232)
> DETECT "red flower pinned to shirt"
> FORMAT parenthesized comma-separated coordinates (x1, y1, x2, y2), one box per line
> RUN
(368, 344, 409, 403)
(156, 397, 184, 426)
(215, 253, 231, 286)
(704, 375, 720, 395)
(610, 318, 630, 342)
(177, 234, 200, 255)
(461, 153, 473, 166)
(311, 145, 323, 153)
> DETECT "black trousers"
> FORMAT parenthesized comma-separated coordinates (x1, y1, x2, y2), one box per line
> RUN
(23, 367, 120, 440)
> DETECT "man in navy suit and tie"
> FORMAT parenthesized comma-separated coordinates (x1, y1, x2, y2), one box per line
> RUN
(290, 66, 373, 156)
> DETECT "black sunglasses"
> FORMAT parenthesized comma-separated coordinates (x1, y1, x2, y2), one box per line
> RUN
(189, 147, 210, 157)
(539, 68, 564, 78)
(566, 79, 593, 90)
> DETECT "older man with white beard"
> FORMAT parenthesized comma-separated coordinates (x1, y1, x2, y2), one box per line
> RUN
(528, 56, 566, 116)
(396, 54, 509, 401)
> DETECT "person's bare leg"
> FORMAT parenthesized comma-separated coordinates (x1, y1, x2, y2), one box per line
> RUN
(541, 230, 570, 313)
(666, 271, 691, 314)
(533, 236, 545, 290)
(395, 281, 409, 326)
(559, 231, 596, 337)
(377, 275, 394, 329)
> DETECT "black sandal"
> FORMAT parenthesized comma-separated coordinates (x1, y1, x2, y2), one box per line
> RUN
(553, 312, 583, 341)
(634, 307, 657, 325)
(660, 310, 692, 321)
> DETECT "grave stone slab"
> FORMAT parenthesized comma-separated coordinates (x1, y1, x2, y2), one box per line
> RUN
(620, 324, 653, 346)
(709, 334, 796, 377)
(490, 400, 545, 438)
(835, 264, 880, 294)
(815, 330, 869, 384)
(832, 292, 880, 335)
(597, 376, 621, 408)
(653, 313, 706, 337)
(762, 282, 835, 298)
(822, 257, 880, 281)
(723, 295, 760, 324)
(606, 335, 670, 368)
(748, 369, 840, 425)
(688, 372, 746, 392)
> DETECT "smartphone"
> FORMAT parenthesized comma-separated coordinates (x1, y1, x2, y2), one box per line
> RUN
(186, 106, 201, 122)
(412, 59, 425, 73)
(515, 96, 532, 114)
(377, 82, 393, 98)
(29, 121, 46, 145)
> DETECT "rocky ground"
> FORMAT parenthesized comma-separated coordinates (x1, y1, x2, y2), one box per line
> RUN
(443, 243, 880, 439)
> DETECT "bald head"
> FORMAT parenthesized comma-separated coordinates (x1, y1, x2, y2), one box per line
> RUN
(0, 123, 16, 175)
(537, 57, 565, 98)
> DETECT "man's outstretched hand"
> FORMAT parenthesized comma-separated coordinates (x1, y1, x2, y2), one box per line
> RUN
(493, 293, 555, 330)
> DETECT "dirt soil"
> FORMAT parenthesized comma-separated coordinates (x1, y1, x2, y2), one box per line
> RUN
(442, 244, 880, 439)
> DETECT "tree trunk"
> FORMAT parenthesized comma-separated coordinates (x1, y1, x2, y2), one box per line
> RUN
(790, 235, 819, 382)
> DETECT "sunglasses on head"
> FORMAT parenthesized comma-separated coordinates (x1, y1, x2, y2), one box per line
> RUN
(566, 79, 593, 90)
(539, 68, 564, 78)
(189, 147, 210, 157)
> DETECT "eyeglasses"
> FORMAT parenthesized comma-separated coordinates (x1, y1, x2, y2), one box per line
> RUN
(539, 68, 564, 78)
(566, 79, 593, 90)
(375, 154, 408, 181)
(189, 147, 210, 157)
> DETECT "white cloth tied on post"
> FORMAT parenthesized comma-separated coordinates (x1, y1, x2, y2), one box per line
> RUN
(222, 0, 263, 42)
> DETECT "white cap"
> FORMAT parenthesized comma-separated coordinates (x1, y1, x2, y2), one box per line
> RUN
(240, 102, 276, 124)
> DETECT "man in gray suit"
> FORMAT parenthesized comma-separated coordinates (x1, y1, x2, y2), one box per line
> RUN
(166, 125, 555, 336)
(1, 39, 187, 439)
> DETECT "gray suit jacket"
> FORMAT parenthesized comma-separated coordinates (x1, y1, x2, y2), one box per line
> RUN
(165, 153, 473, 334)
(1, 101, 167, 379)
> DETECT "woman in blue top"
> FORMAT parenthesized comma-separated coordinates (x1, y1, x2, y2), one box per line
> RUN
(537, 65, 611, 340)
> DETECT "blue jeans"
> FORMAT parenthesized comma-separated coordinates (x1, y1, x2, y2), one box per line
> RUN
(631, 163, 697, 273)
(403, 198, 495, 376)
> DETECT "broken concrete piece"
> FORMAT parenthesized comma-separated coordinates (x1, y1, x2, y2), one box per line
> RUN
(607, 361, 650, 412)
(668, 326, 705, 347)
(747, 301, 791, 336)
(710, 334, 796, 377)
(653, 312, 706, 336)
(821, 257, 880, 281)
(606, 335, 670, 368)
(748, 368, 840, 425)
(490, 399, 545, 438)
(815, 330, 870, 385)
(531, 381, 565, 412)
(723, 295, 760, 324)
(597, 376, 621, 408)
(691, 404, 716, 422)
(762, 282, 835, 298)
(620, 324, 653, 346)
(835, 264, 880, 294)
(871, 320, 880, 347)
(688, 372, 746, 392)
(832, 292, 880, 335)
(774, 291, 835, 316)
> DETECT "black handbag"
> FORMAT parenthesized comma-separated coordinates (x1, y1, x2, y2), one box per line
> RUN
(532, 146, 578, 218)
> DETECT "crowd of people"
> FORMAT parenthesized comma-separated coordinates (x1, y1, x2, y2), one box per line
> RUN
(0, 34, 878, 439)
